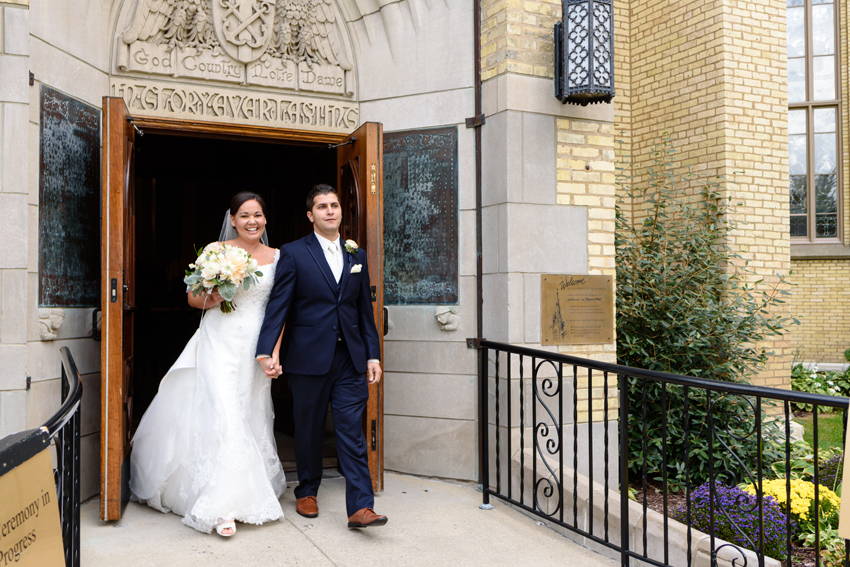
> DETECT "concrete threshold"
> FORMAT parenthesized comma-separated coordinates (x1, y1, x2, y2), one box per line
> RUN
(81, 471, 619, 567)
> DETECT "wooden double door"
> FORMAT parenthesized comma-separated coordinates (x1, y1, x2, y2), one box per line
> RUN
(100, 97, 385, 520)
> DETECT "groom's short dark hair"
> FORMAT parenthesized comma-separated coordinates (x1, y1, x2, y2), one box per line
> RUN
(306, 184, 339, 211)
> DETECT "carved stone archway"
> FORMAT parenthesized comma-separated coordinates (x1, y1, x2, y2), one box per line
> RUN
(109, 0, 359, 134)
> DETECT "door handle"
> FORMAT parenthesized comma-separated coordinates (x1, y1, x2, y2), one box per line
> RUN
(383, 307, 388, 336)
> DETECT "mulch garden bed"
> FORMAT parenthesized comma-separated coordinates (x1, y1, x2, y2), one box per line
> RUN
(630, 481, 821, 567)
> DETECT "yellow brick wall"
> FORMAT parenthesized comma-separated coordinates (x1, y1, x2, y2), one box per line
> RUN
(480, 0, 560, 80)
(612, 0, 793, 389)
(789, 260, 850, 363)
(556, 118, 618, 420)
(787, 0, 850, 363)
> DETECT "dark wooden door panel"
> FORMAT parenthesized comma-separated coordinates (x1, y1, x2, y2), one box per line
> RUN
(338, 123, 384, 491)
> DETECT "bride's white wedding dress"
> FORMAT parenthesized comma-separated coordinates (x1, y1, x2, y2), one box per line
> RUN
(130, 249, 285, 533)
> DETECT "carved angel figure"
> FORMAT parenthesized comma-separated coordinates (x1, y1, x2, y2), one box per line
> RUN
(123, 0, 220, 52)
(268, 0, 352, 70)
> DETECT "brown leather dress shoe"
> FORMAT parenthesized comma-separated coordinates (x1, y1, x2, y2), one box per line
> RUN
(347, 508, 388, 528)
(296, 496, 319, 518)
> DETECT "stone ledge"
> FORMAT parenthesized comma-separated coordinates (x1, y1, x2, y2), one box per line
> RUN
(791, 243, 850, 260)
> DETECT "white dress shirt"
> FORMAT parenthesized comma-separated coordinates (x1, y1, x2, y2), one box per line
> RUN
(314, 232, 343, 283)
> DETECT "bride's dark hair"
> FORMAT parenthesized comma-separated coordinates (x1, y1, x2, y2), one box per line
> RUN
(230, 191, 267, 216)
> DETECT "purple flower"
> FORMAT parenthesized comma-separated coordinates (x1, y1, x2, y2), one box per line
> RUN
(671, 482, 795, 562)
(819, 452, 844, 490)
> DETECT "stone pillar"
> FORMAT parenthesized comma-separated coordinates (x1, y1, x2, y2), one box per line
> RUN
(480, 0, 619, 488)
(0, 1, 30, 437)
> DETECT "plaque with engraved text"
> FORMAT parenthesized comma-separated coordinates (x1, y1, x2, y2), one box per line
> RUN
(541, 275, 614, 345)
(383, 127, 458, 305)
(39, 87, 101, 307)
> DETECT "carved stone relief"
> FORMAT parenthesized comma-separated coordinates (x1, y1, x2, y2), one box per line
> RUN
(435, 306, 459, 332)
(38, 309, 65, 341)
(113, 0, 357, 131)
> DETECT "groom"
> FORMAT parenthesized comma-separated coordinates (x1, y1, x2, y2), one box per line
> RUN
(256, 184, 387, 528)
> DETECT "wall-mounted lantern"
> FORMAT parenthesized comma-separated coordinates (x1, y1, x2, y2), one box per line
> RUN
(555, 0, 615, 105)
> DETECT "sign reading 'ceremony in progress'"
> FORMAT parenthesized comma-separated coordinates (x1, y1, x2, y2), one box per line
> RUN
(0, 448, 64, 566)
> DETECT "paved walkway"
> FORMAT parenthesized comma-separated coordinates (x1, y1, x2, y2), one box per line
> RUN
(81, 472, 618, 567)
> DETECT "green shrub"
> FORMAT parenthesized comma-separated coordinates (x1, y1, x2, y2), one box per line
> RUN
(616, 136, 797, 489)
(790, 363, 850, 412)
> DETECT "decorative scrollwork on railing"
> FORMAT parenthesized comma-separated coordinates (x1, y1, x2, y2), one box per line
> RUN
(532, 360, 563, 517)
(712, 543, 748, 567)
(706, 393, 761, 559)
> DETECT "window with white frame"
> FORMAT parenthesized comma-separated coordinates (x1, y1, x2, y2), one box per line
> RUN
(788, 0, 841, 240)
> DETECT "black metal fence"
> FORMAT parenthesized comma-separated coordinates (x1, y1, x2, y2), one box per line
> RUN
(0, 346, 83, 567)
(478, 340, 849, 567)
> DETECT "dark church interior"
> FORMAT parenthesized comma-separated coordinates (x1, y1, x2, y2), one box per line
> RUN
(132, 133, 339, 470)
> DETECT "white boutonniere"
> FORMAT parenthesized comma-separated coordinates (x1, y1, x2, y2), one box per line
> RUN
(344, 239, 359, 254)
(351, 264, 362, 274)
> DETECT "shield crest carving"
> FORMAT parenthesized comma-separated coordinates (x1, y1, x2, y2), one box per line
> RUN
(213, 0, 275, 64)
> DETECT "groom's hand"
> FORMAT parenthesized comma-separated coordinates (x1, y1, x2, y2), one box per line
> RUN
(366, 361, 382, 385)
(260, 357, 279, 378)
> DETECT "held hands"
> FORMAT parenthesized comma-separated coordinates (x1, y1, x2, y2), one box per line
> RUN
(367, 361, 382, 385)
(259, 356, 283, 379)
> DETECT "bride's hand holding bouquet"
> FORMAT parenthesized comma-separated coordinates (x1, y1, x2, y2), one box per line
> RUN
(184, 242, 264, 313)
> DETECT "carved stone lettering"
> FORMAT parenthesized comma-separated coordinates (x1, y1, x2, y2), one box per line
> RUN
(123, 41, 174, 76)
(110, 78, 358, 133)
(297, 62, 345, 95)
(247, 56, 297, 89)
(176, 47, 244, 83)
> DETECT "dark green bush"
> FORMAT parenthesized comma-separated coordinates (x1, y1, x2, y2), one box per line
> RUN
(616, 136, 797, 489)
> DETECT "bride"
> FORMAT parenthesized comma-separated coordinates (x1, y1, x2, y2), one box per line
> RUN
(130, 192, 286, 537)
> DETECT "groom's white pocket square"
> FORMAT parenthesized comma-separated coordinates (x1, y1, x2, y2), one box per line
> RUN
(351, 264, 362, 274)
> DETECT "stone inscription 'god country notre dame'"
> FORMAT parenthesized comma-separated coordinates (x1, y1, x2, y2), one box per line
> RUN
(116, 0, 354, 98)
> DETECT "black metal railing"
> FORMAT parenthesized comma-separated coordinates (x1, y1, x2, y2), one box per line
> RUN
(0, 346, 83, 567)
(478, 340, 849, 567)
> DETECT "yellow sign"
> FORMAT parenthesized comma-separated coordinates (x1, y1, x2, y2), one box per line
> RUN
(541, 275, 614, 345)
(0, 448, 65, 566)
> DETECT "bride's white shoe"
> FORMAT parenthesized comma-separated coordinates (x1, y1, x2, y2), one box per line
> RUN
(215, 520, 236, 537)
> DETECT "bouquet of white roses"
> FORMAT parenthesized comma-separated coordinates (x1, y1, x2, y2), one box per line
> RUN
(184, 242, 263, 313)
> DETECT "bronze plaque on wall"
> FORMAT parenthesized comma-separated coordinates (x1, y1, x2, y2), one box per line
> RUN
(541, 275, 614, 345)
(39, 86, 101, 307)
(383, 127, 458, 305)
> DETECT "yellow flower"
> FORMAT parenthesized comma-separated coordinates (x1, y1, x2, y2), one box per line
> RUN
(743, 479, 840, 523)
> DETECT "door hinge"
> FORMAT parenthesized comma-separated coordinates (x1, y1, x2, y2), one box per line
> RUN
(465, 114, 486, 128)
(370, 419, 377, 451)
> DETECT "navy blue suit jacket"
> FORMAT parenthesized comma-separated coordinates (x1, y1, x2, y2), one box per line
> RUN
(256, 233, 381, 375)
